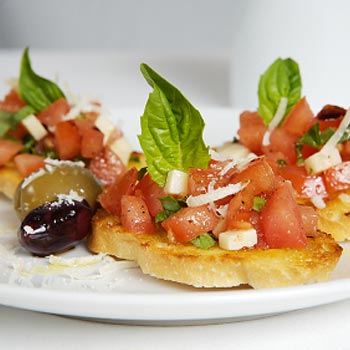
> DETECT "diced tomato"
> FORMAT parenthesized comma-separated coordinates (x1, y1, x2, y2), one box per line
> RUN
(298, 205, 318, 237)
(7, 123, 28, 139)
(14, 153, 45, 177)
(277, 165, 327, 198)
(0, 138, 24, 166)
(37, 98, 70, 127)
(323, 161, 350, 192)
(89, 147, 127, 186)
(135, 173, 165, 217)
(54, 120, 81, 160)
(75, 120, 104, 159)
(262, 128, 298, 164)
(249, 211, 269, 249)
(1, 89, 26, 113)
(161, 205, 219, 243)
(237, 111, 266, 154)
(225, 192, 253, 230)
(99, 167, 138, 216)
(260, 182, 307, 248)
(281, 97, 315, 136)
(340, 141, 350, 161)
(120, 195, 155, 234)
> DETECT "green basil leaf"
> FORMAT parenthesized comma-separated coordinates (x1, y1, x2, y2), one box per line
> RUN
(18, 48, 65, 112)
(191, 233, 216, 250)
(252, 196, 266, 212)
(155, 196, 186, 223)
(0, 105, 34, 137)
(138, 63, 210, 186)
(258, 58, 302, 125)
(295, 123, 336, 164)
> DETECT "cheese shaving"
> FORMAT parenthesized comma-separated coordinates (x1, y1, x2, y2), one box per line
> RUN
(262, 97, 288, 146)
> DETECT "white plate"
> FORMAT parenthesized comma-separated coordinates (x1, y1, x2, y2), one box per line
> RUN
(0, 108, 349, 325)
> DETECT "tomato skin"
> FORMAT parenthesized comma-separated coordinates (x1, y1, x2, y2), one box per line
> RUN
(135, 173, 165, 217)
(54, 120, 81, 160)
(89, 147, 126, 186)
(37, 98, 70, 127)
(281, 97, 315, 136)
(120, 195, 155, 234)
(161, 205, 219, 243)
(99, 167, 138, 216)
(237, 111, 266, 154)
(14, 153, 45, 177)
(277, 165, 327, 198)
(1, 89, 26, 113)
(298, 205, 318, 237)
(260, 182, 307, 249)
(0, 138, 24, 166)
(323, 161, 350, 192)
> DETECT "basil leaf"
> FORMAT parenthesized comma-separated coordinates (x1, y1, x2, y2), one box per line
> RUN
(258, 58, 302, 125)
(18, 48, 65, 112)
(252, 196, 266, 212)
(155, 196, 186, 223)
(191, 233, 216, 250)
(139, 63, 210, 186)
(0, 105, 34, 137)
(295, 123, 336, 164)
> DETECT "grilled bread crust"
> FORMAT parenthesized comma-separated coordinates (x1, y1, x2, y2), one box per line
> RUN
(88, 209, 343, 289)
(0, 163, 22, 199)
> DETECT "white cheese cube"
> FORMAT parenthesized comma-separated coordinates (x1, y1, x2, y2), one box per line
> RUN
(164, 170, 188, 195)
(94, 115, 115, 145)
(109, 136, 133, 165)
(304, 148, 342, 174)
(22, 114, 48, 140)
(219, 228, 257, 251)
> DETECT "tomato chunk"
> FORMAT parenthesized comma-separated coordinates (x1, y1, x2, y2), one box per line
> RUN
(99, 167, 138, 216)
(14, 153, 45, 177)
(1, 89, 26, 113)
(161, 205, 219, 243)
(54, 120, 81, 160)
(89, 147, 126, 186)
(0, 138, 24, 166)
(135, 173, 165, 217)
(260, 182, 307, 248)
(120, 195, 155, 234)
(37, 98, 70, 127)
(323, 161, 350, 192)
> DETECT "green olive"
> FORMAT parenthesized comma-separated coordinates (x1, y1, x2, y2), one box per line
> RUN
(14, 162, 102, 220)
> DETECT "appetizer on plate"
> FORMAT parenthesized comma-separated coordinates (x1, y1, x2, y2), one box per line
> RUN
(0, 48, 135, 255)
(236, 58, 350, 242)
(88, 63, 343, 289)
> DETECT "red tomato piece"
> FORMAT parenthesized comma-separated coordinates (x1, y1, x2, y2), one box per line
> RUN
(89, 147, 126, 186)
(277, 165, 327, 198)
(281, 97, 315, 136)
(99, 167, 138, 216)
(54, 120, 81, 160)
(323, 161, 350, 192)
(237, 111, 266, 154)
(341, 141, 350, 161)
(1, 89, 26, 113)
(14, 153, 45, 177)
(298, 205, 318, 237)
(135, 173, 165, 217)
(37, 98, 70, 127)
(0, 138, 24, 166)
(161, 205, 219, 243)
(120, 195, 155, 234)
(260, 182, 307, 249)
(75, 120, 104, 159)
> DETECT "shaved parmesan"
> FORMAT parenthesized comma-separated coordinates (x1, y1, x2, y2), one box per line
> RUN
(186, 182, 247, 207)
(262, 97, 288, 146)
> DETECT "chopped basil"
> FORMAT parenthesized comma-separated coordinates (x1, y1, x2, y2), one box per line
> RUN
(0, 105, 34, 137)
(191, 233, 216, 250)
(252, 196, 266, 212)
(277, 159, 287, 167)
(155, 196, 186, 223)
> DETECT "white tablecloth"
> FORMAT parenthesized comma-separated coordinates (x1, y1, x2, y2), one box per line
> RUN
(0, 49, 349, 350)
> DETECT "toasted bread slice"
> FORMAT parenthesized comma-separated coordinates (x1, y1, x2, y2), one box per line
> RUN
(0, 163, 22, 199)
(88, 209, 343, 289)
